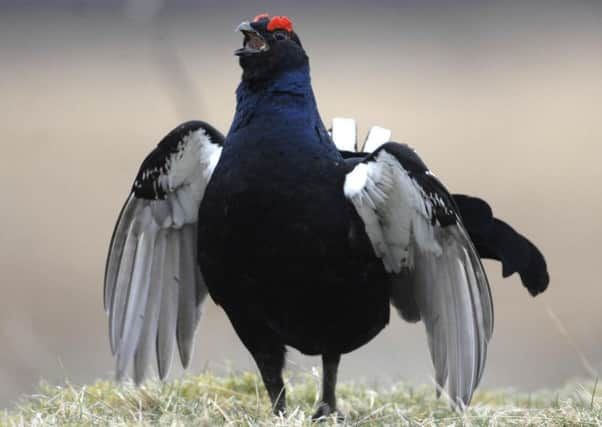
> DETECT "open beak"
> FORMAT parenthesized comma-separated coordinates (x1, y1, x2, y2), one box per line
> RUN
(234, 21, 269, 56)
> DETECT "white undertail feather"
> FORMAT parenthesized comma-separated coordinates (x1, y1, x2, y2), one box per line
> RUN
(344, 148, 493, 407)
(362, 126, 392, 153)
(329, 118, 392, 153)
(331, 117, 357, 151)
(104, 127, 220, 382)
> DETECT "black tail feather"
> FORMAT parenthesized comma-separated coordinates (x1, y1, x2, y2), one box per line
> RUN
(452, 194, 549, 296)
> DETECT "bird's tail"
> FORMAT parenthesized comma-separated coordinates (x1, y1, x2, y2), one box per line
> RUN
(452, 194, 549, 296)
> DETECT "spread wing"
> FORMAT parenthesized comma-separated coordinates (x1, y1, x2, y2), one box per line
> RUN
(104, 120, 223, 383)
(331, 117, 549, 297)
(343, 142, 494, 407)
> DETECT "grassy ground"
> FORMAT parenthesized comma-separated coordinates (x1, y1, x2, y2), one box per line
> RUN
(1, 372, 600, 426)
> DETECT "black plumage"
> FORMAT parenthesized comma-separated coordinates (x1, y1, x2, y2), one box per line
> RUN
(104, 13, 549, 419)
(453, 194, 549, 296)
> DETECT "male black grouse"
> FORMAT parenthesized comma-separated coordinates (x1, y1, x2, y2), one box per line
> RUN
(104, 14, 549, 418)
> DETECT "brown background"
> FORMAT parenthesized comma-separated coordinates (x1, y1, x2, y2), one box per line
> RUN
(1, 0, 601, 409)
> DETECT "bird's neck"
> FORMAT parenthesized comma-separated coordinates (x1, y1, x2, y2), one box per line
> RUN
(228, 64, 328, 138)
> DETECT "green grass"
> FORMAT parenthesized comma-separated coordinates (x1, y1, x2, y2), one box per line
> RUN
(1, 372, 600, 426)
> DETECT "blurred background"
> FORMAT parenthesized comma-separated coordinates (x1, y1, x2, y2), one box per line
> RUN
(1, 0, 601, 410)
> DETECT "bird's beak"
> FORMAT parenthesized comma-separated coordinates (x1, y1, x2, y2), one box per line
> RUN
(235, 21, 269, 56)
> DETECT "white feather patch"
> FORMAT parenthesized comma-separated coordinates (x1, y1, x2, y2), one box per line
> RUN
(343, 163, 369, 198)
(152, 128, 222, 228)
(344, 150, 441, 273)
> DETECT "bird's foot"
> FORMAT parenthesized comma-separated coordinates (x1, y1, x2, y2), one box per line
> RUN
(272, 403, 287, 417)
(312, 402, 345, 423)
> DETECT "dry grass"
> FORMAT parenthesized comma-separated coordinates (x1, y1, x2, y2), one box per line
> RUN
(1, 372, 600, 426)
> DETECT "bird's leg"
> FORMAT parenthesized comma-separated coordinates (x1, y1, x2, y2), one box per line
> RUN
(222, 304, 287, 415)
(253, 349, 287, 415)
(313, 353, 343, 421)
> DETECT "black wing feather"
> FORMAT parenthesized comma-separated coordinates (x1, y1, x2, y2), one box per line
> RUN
(133, 121, 224, 200)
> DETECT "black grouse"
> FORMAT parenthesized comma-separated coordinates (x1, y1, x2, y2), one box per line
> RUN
(104, 14, 549, 419)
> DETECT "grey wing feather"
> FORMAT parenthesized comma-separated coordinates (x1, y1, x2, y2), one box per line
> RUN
(413, 227, 489, 406)
(115, 205, 158, 380)
(176, 224, 203, 368)
(109, 203, 144, 354)
(104, 123, 222, 382)
(156, 230, 180, 380)
(193, 225, 208, 309)
(133, 228, 167, 384)
(104, 194, 140, 314)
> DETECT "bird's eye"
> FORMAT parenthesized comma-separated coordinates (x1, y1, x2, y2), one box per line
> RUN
(273, 31, 289, 41)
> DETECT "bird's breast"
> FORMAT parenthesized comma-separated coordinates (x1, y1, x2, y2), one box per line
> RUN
(198, 135, 353, 275)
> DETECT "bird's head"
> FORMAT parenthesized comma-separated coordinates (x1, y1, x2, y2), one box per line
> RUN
(235, 14, 307, 82)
